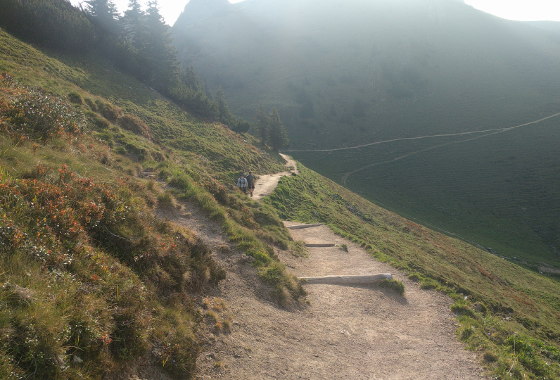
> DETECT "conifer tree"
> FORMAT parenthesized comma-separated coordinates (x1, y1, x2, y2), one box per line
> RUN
(122, 0, 144, 49)
(85, 0, 120, 36)
(268, 109, 289, 152)
(0, 0, 94, 52)
(141, 1, 179, 89)
(180, 66, 202, 91)
(256, 107, 270, 146)
(216, 89, 232, 125)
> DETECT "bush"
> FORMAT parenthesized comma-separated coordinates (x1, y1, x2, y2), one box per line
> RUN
(0, 165, 224, 378)
(84, 98, 97, 111)
(378, 279, 405, 296)
(232, 120, 251, 133)
(95, 100, 121, 122)
(91, 113, 110, 129)
(117, 114, 151, 139)
(157, 192, 176, 209)
(68, 92, 82, 104)
(1, 84, 83, 140)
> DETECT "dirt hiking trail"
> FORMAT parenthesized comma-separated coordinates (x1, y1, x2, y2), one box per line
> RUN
(252, 153, 298, 200)
(162, 155, 486, 379)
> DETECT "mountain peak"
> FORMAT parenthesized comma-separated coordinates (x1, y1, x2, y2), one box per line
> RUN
(175, 0, 232, 28)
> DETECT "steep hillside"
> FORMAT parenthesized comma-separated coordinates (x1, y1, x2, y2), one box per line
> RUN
(1, 21, 560, 379)
(173, 0, 560, 268)
(0, 28, 303, 379)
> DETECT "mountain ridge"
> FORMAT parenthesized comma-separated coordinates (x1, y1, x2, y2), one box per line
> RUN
(173, 0, 560, 268)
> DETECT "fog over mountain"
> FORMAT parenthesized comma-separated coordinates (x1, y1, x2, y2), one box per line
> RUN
(173, 0, 560, 266)
(174, 0, 560, 148)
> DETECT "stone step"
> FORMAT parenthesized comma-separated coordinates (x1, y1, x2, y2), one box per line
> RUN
(287, 223, 323, 230)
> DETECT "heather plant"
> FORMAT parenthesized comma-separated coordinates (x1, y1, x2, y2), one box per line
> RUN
(0, 165, 224, 378)
(0, 76, 83, 140)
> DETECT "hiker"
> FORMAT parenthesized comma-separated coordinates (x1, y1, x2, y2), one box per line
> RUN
(236, 173, 248, 194)
(246, 171, 255, 197)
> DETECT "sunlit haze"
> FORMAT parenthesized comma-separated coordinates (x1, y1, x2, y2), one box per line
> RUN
(465, 0, 560, 21)
(70, 0, 560, 25)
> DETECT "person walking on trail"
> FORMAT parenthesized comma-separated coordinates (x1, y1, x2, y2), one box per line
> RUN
(236, 173, 248, 194)
(246, 171, 255, 197)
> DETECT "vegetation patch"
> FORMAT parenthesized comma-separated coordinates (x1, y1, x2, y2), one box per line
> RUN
(166, 171, 305, 306)
(377, 279, 405, 296)
(0, 163, 225, 378)
(0, 73, 82, 140)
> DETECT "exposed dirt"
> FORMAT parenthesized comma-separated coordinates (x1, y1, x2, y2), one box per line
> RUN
(183, 216, 487, 379)
(157, 155, 486, 379)
(253, 153, 298, 200)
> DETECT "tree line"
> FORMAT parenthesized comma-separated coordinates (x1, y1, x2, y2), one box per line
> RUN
(256, 108, 289, 152)
(0, 0, 289, 150)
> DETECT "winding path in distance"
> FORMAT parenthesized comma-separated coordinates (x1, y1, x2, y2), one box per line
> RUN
(286, 111, 560, 153)
(339, 111, 560, 185)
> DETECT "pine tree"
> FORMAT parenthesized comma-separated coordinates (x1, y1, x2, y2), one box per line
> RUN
(215, 89, 232, 125)
(0, 0, 94, 52)
(85, 0, 120, 36)
(122, 0, 144, 49)
(180, 66, 202, 92)
(255, 107, 270, 146)
(141, 1, 179, 90)
(268, 109, 289, 152)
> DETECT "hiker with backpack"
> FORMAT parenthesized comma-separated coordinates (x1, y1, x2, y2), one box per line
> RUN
(246, 171, 255, 197)
(236, 173, 248, 194)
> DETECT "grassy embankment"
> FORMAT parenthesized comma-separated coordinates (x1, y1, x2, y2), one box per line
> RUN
(268, 165, 560, 379)
(0, 28, 303, 379)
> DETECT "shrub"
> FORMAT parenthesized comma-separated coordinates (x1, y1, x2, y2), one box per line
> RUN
(157, 192, 176, 210)
(68, 92, 82, 104)
(84, 98, 97, 111)
(1, 86, 83, 140)
(0, 165, 224, 378)
(378, 279, 405, 296)
(451, 300, 476, 318)
(483, 352, 498, 363)
(232, 120, 250, 133)
(91, 113, 110, 129)
(95, 100, 121, 122)
(117, 114, 151, 139)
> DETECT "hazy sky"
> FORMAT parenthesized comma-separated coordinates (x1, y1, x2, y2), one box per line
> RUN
(70, 0, 560, 25)
(465, 0, 560, 21)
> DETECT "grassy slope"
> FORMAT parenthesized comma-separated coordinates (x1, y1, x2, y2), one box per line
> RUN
(0, 28, 302, 379)
(295, 115, 560, 269)
(267, 165, 560, 379)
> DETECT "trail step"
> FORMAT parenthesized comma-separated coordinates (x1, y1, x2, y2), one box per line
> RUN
(298, 274, 393, 285)
(305, 243, 336, 247)
(287, 223, 323, 230)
